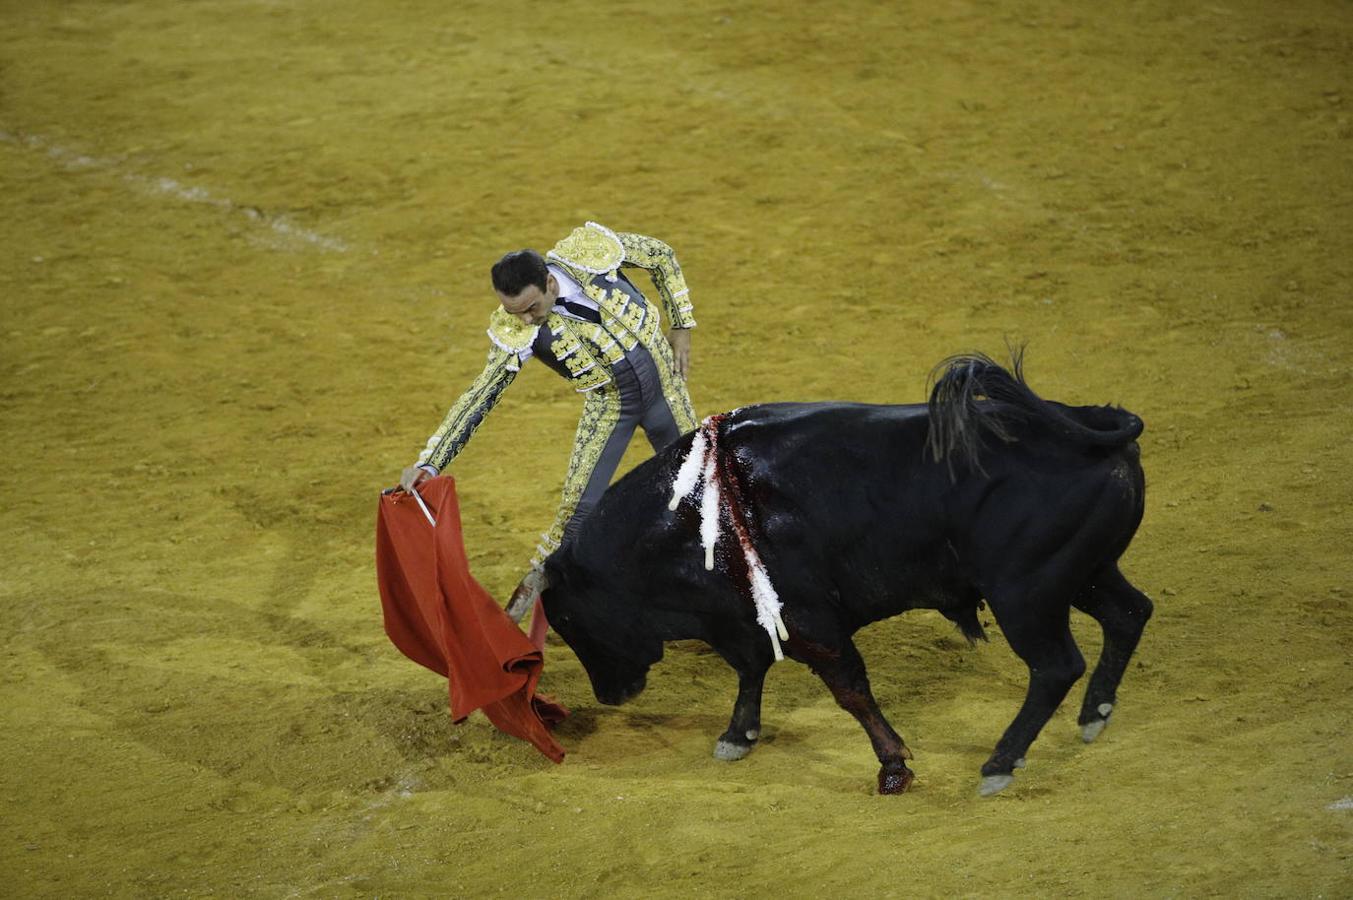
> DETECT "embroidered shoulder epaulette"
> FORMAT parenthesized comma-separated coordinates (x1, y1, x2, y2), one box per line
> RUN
(486, 307, 538, 354)
(548, 222, 624, 277)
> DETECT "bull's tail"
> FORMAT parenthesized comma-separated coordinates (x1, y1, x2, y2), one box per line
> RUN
(925, 349, 1143, 477)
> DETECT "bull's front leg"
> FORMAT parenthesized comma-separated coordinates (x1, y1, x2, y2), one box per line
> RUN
(709, 633, 774, 762)
(714, 667, 767, 761)
(808, 639, 915, 794)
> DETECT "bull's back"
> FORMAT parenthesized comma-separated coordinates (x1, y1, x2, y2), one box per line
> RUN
(725, 400, 1145, 585)
(725, 401, 932, 483)
(574, 403, 932, 576)
(598, 399, 1141, 539)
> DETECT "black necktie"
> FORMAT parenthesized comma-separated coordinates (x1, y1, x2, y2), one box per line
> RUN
(560, 299, 601, 323)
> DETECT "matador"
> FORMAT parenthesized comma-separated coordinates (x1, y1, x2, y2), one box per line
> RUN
(396, 222, 698, 616)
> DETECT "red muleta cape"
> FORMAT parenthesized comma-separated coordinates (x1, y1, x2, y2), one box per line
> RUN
(375, 476, 568, 762)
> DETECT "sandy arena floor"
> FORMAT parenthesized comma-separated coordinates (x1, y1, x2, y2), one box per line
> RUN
(2, 0, 1351, 895)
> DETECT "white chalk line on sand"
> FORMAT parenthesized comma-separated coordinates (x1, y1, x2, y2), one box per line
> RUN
(0, 128, 349, 254)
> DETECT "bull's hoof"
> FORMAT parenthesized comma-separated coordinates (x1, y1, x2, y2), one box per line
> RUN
(878, 762, 914, 795)
(713, 739, 753, 761)
(978, 774, 1014, 796)
(1081, 703, 1113, 743)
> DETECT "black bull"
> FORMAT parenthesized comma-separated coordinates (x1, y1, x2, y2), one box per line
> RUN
(540, 355, 1152, 796)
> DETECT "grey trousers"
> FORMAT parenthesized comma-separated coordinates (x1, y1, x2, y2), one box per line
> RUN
(561, 345, 682, 545)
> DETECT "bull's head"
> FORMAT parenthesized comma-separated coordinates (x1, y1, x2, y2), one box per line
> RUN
(541, 552, 662, 706)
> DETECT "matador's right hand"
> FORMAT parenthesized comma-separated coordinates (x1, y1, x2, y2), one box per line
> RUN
(506, 567, 549, 623)
(395, 464, 433, 494)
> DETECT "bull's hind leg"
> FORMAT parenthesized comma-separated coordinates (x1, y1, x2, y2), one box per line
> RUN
(1072, 565, 1154, 743)
(980, 600, 1086, 796)
(808, 639, 915, 794)
(710, 639, 774, 761)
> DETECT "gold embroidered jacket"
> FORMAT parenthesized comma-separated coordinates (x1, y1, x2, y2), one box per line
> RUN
(416, 222, 698, 568)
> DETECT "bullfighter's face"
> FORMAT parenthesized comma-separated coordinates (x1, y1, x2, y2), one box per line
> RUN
(498, 274, 559, 327)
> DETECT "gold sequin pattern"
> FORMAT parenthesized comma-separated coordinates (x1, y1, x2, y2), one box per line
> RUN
(587, 322, 628, 365)
(617, 230, 697, 329)
(646, 331, 698, 432)
(531, 384, 623, 568)
(582, 283, 638, 352)
(547, 223, 624, 275)
(419, 347, 520, 470)
(486, 307, 538, 353)
(594, 284, 661, 347)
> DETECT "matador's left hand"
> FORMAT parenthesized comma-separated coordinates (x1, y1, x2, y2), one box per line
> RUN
(667, 328, 692, 380)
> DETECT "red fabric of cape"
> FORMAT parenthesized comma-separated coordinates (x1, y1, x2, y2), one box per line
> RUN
(375, 476, 567, 762)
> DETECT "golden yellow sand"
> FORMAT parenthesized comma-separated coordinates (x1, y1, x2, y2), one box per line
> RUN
(2, 0, 1350, 895)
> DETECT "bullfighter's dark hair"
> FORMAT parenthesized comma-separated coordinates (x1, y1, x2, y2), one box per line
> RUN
(491, 249, 549, 297)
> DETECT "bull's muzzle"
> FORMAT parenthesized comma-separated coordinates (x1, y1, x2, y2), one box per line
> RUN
(596, 673, 647, 706)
